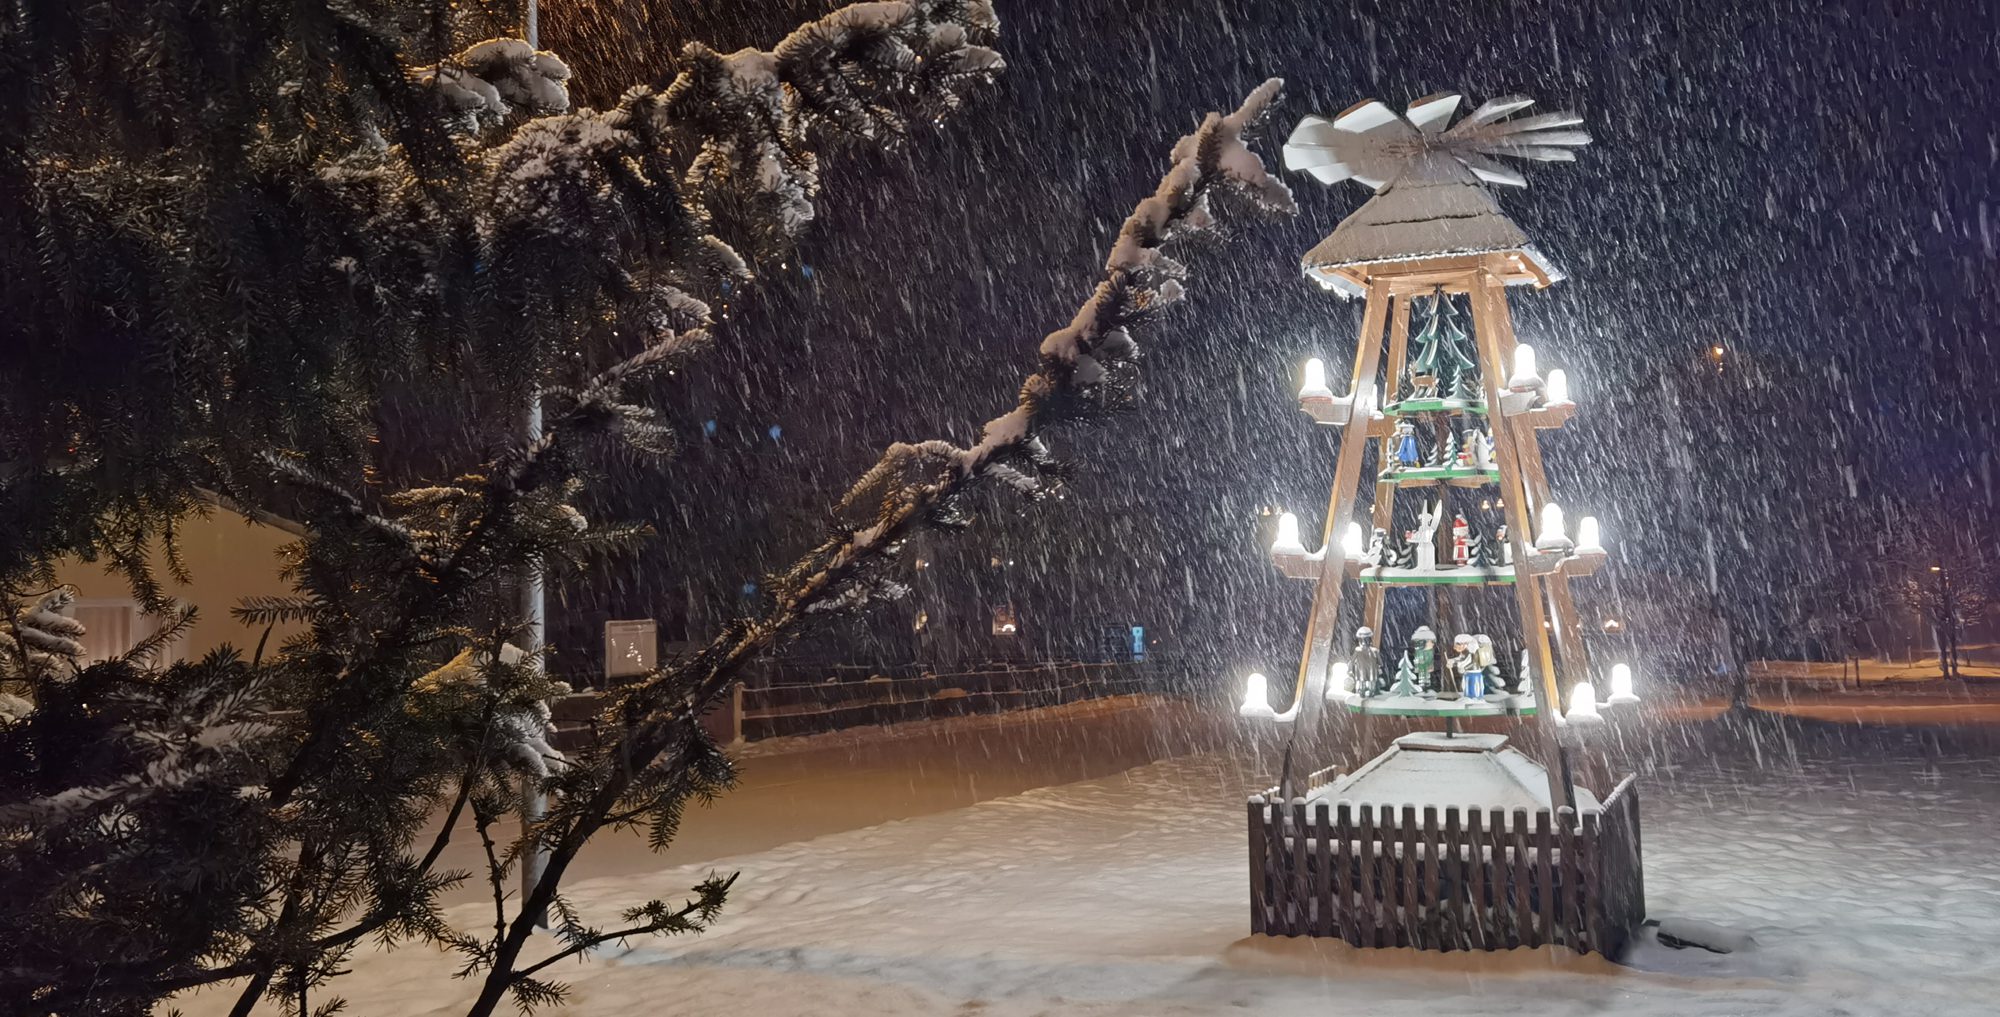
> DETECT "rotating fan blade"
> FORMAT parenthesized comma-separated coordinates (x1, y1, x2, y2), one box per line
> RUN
(1456, 151, 1528, 187)
(1482, 145, 1578, 163)
(1332, 98, 1416, 136)
(1451, 94, 1536, 132)
(1479, 111, 1585, 134)
(1405, 92, 1463, 134)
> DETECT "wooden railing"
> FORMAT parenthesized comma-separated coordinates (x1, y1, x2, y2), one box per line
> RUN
(1247, 775, 1645, 956)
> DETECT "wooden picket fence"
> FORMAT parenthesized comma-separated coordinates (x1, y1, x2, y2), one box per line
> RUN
(1247, 775, 1645, 956)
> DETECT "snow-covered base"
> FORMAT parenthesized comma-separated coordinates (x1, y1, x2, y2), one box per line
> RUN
(1346, 690, 1535, 716)
(168, 717, 2000, 1016)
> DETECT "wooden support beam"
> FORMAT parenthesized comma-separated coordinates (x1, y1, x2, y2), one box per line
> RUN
(1289, 278, 1395, 713)
(1360, 294, 1415, 649)
(1466, 262, 1574, 812)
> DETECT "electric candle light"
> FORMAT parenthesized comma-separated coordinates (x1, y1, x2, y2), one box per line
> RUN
(1535, 501, 1573, 552)
(1239, 673, 1274, 719)
(1271, 512, 1305, 556)
(1607, 663, 1640, 705)
(1565, 682, 1603, 725)
(1508, 343, 1540, 390)
(1342, 521, 1365, 558)
(1298, 357, 1332, 400)
(1576, 515, 1605, 556)
(1328, 661, 1351, 699)
(1544, 368, 1571, 406)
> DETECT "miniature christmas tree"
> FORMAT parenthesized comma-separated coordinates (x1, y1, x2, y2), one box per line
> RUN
(1427, 429, 1462, 468)
(1388, 651, 1421, 697)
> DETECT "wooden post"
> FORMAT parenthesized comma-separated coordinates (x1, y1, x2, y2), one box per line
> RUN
(1290, 280, 1396, 715)
(1466, 264, 1575, 812)
(1360, 294, 1415, 643)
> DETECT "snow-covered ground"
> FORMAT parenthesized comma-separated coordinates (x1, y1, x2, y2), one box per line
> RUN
(171, 706, 2000, 1016)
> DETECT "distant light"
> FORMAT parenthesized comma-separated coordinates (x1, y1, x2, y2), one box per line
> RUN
(1710, 345, 1725, 359)
(1930, 565, 1943, 573)
(702, 419, 717, 437)
(768, 424, 782, 440)
(1602, 618, 1625, 634)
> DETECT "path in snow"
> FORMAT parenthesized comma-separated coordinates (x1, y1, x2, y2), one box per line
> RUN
(172, 708, 2000, 1016)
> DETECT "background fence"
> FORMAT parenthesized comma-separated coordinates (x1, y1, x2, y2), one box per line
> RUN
(1247, 775, 1645, 956)
(551, 658, 1182, 749)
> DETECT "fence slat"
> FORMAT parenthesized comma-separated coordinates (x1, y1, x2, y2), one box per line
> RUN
(1581, 810, 1605, 955)
(1438, 807, 1460, 951)
(1313, 803, 1334, 937)
(1357, 805, 1379, 947)
(1534, 810, 1556, 950)
(1335, 804, 1358, 946)
(1290, 800, 1311, 936)
(1556, 807, 1578, 951)
(1248, 798, 1267, 935)
(1512, 808, 1536, 948)
(1467, 809, 1492, 950)
(1421, 807, 1443, 951)
(1399, 806, 1420, 950)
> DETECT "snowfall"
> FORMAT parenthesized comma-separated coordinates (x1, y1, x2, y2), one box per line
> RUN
(172, 693, 2000, 1017)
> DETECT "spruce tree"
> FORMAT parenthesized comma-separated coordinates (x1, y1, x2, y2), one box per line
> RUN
(0, 6, 1295, 1012)
(1, 3, 1005, 1014)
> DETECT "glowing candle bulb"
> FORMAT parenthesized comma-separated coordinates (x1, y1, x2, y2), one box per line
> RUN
(1272, 512, 1305, 556)
(1535, 501, 1573, 552)
(1565, 682, 1603, 725)
(1576, 515, 1604, 556)
(1240, 673, 1274, 719)
(1545, 368, 1571, 405)
(1342, 521, 1365, 558)
(1607, 663, 1640, 705)
(1328, 661, 1351, 700)
(1299, 358, 1332, 400)
(1509, 343, 1540, 390)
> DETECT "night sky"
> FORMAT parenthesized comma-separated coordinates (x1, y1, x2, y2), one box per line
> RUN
(541, 0, 1999, 675)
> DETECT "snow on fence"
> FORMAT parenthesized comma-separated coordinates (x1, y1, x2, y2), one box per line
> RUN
(1247, 775, 1645, 956)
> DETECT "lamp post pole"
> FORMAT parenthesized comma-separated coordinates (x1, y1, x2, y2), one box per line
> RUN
(517, 0, 550, 928)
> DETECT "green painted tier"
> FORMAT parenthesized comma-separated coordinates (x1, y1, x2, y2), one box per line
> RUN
(1378, 465, 1501, 487)
(1342, 692, 1538, 717)
(1357, 565, 1515, 586)
(1384, 396, 1487, 416)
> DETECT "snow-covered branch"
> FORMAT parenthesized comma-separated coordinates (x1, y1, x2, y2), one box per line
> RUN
(778, 78, 1295, 627)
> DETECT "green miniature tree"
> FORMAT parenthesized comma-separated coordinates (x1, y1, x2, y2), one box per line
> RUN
(1388, 651, 1421, 697)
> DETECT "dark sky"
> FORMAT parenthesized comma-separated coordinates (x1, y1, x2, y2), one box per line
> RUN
(543, 0, 1999, 673)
